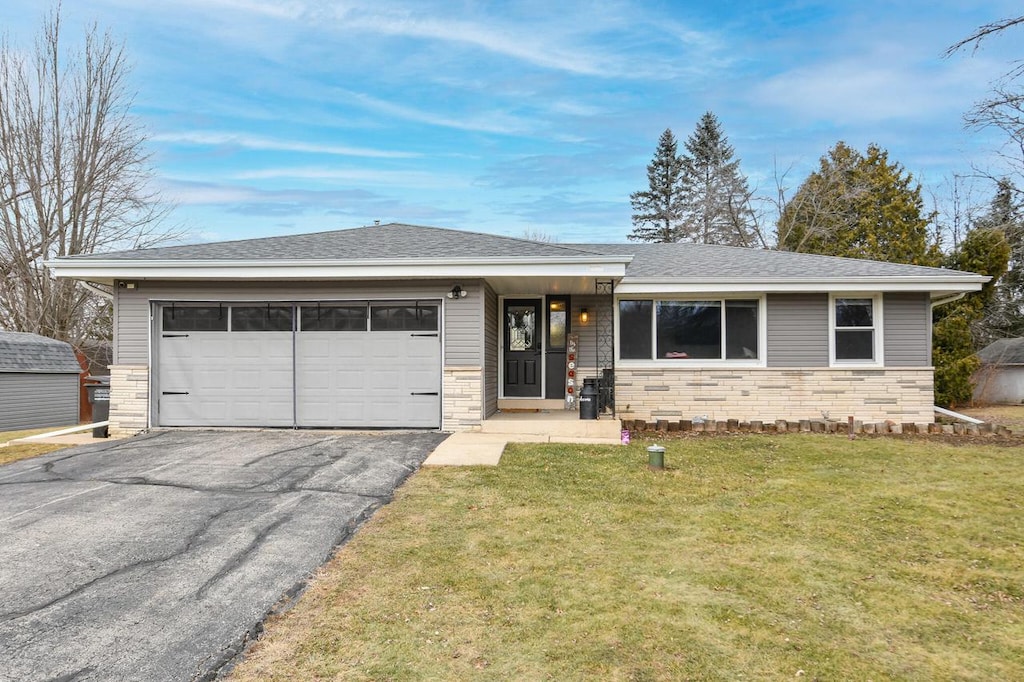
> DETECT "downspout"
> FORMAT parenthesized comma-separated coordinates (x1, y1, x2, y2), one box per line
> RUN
(930, 292, 965, 310)
(80, 281, 114, 300)
(929, 291, 969, 418)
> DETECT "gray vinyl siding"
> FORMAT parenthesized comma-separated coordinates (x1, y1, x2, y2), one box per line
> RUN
(0, 373, 79, 431)
(113, 283, 150, 365)
(572, 295, 612, 381)
(114, 279, 485, 367)
(483, 281, 498, 417)
(883, 292, 931, 366)
(766, 293, 829, 367)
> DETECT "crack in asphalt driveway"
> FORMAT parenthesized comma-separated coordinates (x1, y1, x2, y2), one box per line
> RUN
(0, 429, 447, 682)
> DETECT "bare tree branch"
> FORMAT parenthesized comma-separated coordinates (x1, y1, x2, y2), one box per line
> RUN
(944, 15, 1024, 56)
(0, 7, 181, 343)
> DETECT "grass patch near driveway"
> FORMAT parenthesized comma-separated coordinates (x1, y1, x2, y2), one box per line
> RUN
(962, 404, 1024, 433)
(0, 427, 70, 465)
(231, 436, 1024, 681)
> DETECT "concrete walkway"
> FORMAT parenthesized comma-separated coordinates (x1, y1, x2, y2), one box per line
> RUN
(423, 432, 513, 466)
(424, 414, 623, 466)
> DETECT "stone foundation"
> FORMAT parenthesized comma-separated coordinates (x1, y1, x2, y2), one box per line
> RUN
(108, 364, 149, 437)
(615, 367, 934, 424)
(443, 366, 484, 431)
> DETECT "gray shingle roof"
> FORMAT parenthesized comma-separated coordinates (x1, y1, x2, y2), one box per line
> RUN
(71, 223, 601, 261)
(0, 332, 82, 374)
(573, 242, 977, 279)
(64, 223, 980, 281)
(977, 338, 1024, 366)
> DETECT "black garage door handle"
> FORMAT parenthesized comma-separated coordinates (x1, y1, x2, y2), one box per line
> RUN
(162, 334, 190, 338)
(410, 333, 439, 337)
(162, 391, 190, 395)
(410, 391, 439, 396)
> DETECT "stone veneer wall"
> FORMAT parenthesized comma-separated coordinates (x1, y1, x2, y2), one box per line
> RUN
(108, 364, 149, 437)
(616, 367, 935, 424)
(443, 366, 484, 431)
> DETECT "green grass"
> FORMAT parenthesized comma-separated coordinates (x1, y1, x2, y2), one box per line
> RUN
(231, 436, 1024, 681)
(0, 427, 71, 465)
(962, 404, 1024, 432)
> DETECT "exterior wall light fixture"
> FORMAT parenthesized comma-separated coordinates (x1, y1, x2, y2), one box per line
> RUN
(580, 307, 589, 324)
(447, 285, 468, 299)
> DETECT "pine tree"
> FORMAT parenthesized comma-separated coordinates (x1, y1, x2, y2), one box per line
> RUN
(678, 112, 757, 246)
(629, 129, 684, 242)
(934, 225, 1009, 406)
(778, 142, 940, 266)
(976, 179, 1024, 339)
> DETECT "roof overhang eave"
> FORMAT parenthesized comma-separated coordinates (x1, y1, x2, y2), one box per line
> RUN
(615, 276, 988, 296)
(44, 256, 632, 284)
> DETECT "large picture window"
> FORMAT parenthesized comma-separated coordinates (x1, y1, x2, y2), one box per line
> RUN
(833, 296, 878, 362)
(619, 298, 760, 362)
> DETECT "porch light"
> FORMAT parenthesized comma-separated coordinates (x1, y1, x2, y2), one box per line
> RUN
(580, 307, 589, 324)
(447, 285, 467, 299)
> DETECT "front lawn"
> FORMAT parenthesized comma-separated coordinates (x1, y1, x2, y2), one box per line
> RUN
(231, 436, 1024, 681)
(0, 427, 71, 466)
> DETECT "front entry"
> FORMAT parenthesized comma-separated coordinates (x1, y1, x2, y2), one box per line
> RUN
(503, 298, 542, 397)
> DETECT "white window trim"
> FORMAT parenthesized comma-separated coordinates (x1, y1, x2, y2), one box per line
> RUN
(829, 293, 884, 367)
(614, 295, 767, 368)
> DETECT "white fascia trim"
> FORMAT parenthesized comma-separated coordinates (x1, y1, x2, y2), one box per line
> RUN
(616, 277, 986, 295)
(45, 257, 630, 283)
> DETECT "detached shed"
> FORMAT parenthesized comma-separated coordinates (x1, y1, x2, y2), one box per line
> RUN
(973, 338, 1024, 405)
(0, 331, 82, 431)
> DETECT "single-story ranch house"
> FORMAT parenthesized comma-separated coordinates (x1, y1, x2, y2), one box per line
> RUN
(47, 223, 987, 436)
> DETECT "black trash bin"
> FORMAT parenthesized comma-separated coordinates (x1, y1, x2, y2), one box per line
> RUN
(86, 377, 111, 438)
(579, 377, 598, 420)
(598, 368, 614, 414)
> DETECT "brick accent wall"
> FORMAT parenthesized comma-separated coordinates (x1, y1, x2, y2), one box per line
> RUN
(615, 367, 934, 424)
(444, 366, 483, 431)
(109, 364, 149, 437)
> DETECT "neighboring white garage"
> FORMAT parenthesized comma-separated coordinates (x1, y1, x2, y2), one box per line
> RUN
(156, 301, 441, 428)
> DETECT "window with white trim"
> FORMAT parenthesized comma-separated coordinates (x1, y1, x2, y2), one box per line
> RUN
(618, 298, 760, 361)
(832, 296, 881, 363)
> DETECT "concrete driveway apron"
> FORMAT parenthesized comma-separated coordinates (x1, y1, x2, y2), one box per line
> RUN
(0, 429, 447, 682)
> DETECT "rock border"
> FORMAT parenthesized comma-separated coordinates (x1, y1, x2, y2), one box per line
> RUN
(620, 418, 1013, 437)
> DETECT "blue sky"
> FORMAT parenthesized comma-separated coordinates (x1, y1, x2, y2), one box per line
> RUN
(3, 1, 1021, 244)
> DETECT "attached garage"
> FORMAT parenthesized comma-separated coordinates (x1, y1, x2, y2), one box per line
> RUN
(155, 300, 442, 428)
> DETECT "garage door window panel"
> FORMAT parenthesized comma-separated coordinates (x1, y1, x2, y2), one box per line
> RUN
(232, 306, 294, 332)
(162, 306, 227, 332)
(300, 305, 367, 331)
(370, 304, 438, 331)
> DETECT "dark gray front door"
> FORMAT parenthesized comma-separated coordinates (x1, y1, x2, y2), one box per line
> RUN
(503, 298, 542, 397)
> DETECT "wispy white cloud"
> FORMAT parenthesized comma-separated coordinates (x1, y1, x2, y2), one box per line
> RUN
(339, 90, 534, 135)
(751, 46, 1002, 125)
(151, 131, 419, 158)
(334, 9, 611, 77)
(232, 166, 469, 189)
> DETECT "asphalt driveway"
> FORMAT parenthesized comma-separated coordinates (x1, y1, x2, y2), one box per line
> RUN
(0, 429, 447, 682)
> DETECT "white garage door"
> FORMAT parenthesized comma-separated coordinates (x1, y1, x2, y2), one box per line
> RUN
(157, 302, 441, 428)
